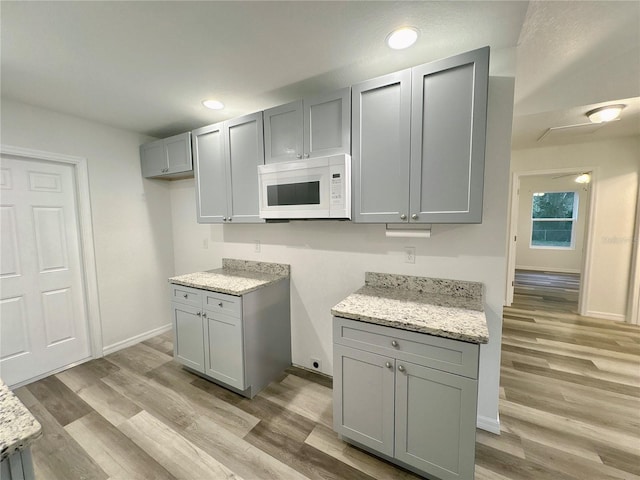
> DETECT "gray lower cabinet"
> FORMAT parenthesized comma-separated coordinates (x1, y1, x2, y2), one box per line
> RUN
(263, 87, 351, 164)
(333, 317, 479, 480)
(192, 111, 265, 224)
(352, 47, 489, 224)
(170, 281, 291, 397)
(0, 449, 35, 480)
(140, 132, 192, 179)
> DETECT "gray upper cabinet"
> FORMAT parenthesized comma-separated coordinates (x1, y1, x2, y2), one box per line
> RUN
(193, 112, 265, 224)
(303, 88, 351, 159)
(410, 47, 489, 224)
(263, 88, 351, 164)
(193, 122, 228, 223)
(352, 70, 412, 223)
(263, 100, 303, 164)
(140, 132, 193, 179)
(353, 47, 489, 224)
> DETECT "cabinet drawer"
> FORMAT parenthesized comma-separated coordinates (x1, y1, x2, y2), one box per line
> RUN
(170, 284, 203, 307)
(333, 317, 479, 379)
(204, 291, 241, 318)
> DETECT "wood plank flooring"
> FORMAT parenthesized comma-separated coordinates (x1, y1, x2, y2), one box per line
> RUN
(15, 301, 640, 480)
(514, 270, 580, 313)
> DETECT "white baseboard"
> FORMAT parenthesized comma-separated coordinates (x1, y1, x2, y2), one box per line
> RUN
(585, 311, 626, 322)
(515, 265, 581, 274)
(103, 323, 172, 356)
(477, 414, 500, 434)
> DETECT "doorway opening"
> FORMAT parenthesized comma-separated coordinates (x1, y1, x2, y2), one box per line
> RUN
(505, 168, 595, 316)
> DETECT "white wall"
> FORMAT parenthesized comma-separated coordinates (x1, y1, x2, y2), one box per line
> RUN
(0, 98, 175, 351)
(169, 77, 515, 432)
(512, 136, 640, 321)
(516, 174, 590, 273)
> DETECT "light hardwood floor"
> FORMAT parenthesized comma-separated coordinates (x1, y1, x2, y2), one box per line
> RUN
(16, 301, 640, 480)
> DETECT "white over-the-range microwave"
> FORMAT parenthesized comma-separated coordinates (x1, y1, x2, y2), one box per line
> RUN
(257, 154, 351, 220)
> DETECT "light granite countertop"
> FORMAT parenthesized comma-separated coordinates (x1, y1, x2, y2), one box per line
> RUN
(331, 272, 489, 344)
(0, 379, 42, 461)
(169, 259, 290, 296)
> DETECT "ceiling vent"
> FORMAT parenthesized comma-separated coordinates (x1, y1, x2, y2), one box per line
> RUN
(537, 120, 618, 143)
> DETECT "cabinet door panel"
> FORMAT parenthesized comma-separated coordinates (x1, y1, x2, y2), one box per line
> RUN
(140, 139, 167, 178)
(193, 122, 228, 223)
(172, 303, 204, 373)
(333, 344, 395, 457)
(410, 47, 489, 223)
(165, 132, 192, 174)
(264, 100, 303, 164)
(226, 112, 265, 223)
(304, 87, 350, 158)
(395, 361, 477, 480)
(352, 70, 411, 223)
(204, 311, 245, 390)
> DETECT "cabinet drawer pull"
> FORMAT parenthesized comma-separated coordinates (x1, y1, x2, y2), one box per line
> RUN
(398, 364, 405, 372)
(385, 362, 393, 369)
(196, 311, 202, 316)
(391, 340, 398, 347)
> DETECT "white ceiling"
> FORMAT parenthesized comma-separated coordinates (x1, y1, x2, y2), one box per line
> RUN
(2, 1, 639, 149)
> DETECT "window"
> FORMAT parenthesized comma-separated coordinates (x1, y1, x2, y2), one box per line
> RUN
(530, 191, 578, 248)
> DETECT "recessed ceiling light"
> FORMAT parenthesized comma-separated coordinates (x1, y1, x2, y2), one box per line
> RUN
(386, 27, 419, 50)
(202, 99, 225, 110)
(586, 104, 625, 123)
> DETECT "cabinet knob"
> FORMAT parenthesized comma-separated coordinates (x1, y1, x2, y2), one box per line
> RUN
(303, 153, 309, 158)
(196, 311, 202, 316)
(218, 302, 223, 307)
(385, 362, 393, 369)
(400, 214, 407, 220)
(398, 364, 405, 372)
(222, 217, 227, 221)
(391, 340, 398, 347)
(202, 312, 207, 318)
(228, 217, 232, 222)
(411, 213, 418, 220)
(183, 294, 188, 299)
(296, 154, 302, 159)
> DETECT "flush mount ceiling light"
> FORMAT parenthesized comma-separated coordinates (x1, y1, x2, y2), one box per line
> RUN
(575, 173, 591, 184)
(586, 104, 625, 123)
(386, 27, 419, 50)
(202, 99, 225, 110)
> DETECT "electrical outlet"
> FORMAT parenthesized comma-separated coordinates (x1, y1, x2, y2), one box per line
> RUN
(254, 240, 261, 253)
(203, 238, 209, 249)
(310, 357, 322, 371)
(404, 246, 416, 264)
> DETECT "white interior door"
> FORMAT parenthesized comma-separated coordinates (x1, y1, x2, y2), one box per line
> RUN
(1, 156, 90, 386)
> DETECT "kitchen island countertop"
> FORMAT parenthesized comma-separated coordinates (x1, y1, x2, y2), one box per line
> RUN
(0, 379, 42, 461)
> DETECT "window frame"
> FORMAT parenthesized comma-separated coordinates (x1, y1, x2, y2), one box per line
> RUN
(529, 190, 579, 250)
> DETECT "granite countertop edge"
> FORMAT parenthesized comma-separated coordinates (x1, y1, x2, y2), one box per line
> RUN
(169, 271, 289, 296)
(0, 380, 42, 461)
